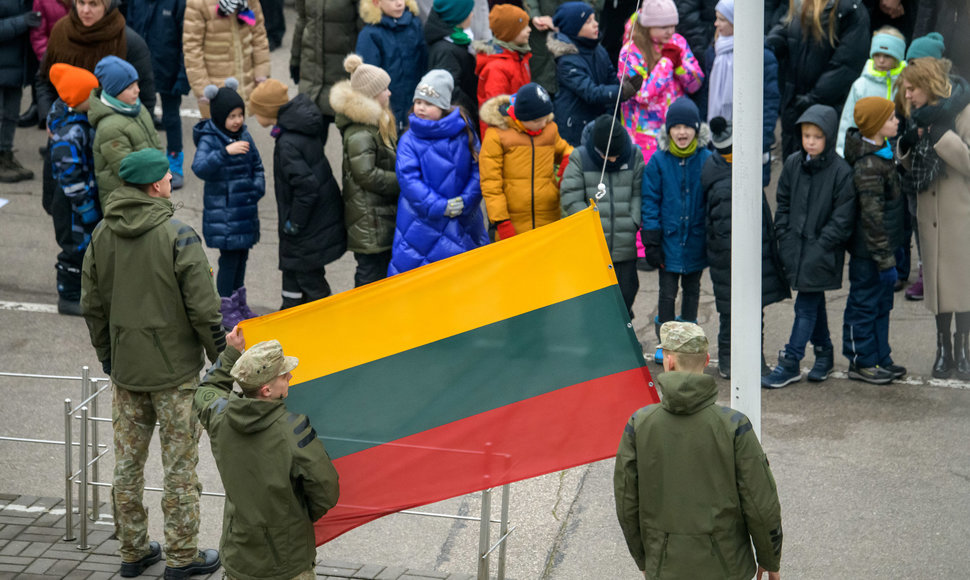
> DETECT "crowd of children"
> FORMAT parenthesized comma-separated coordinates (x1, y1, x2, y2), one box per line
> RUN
(6, 0, 970, 383)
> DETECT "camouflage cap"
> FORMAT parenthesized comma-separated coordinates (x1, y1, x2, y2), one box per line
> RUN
(231, 340, 299, 391)
(659, 321, 709, 354)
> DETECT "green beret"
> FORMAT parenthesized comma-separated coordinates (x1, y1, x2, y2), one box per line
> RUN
(119, 149, 170, 185)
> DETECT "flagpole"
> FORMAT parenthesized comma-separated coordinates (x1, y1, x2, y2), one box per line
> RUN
(730, 1, 765, 438)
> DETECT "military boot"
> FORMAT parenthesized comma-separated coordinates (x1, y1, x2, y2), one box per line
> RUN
(0, 150, 33, 182)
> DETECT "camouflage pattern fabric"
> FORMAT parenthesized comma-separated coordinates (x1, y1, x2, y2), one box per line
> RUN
(112, 378, 202, 566)
(224, 570, 316, 580)
(659, 321, 709, 354)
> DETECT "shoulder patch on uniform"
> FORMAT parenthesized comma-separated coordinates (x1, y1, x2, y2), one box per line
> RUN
(200, 390, 217, 403)
(293, 416, 310, 435)
(297, 428, 318, 448)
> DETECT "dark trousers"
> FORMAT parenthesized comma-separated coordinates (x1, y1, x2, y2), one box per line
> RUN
(716, 310, 766, 361)
(658, 269, 702, 324)
(51, 187, 96, 300)
(0, 86, 22, 151)
(784, 291, 832, 361)
(160, 93, 182, 154)
(842, 257, 894, 368)
(354, 251, 391, 288)
(614, 259, 639, 318)
(281, 269, 331, 309)
(217, 249, 249, 297)
(261, 0, 286, 47)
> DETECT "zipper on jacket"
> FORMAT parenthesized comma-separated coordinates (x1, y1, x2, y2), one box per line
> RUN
(152, 330, 175, 374)
(530, 135, 536, 229)
(655, 533, 669, 577)
(681, 158, 688, 248)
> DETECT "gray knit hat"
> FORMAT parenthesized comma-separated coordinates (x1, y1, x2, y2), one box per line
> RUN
(344, 54, 391, 98)
(413, 69, 453, 110)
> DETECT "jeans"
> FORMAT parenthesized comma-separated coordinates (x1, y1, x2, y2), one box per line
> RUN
(160, 93, 182, 155)
(217, 249, 249, 297)
(842, 257, 894, 368)
(354, 251, 391, 287)
(784, 291, 832, 361)
(614, 259, 639, 318)
(281, 269, 332, 309)
(0, 86, 22, 151)
(658, 269, 702, 324)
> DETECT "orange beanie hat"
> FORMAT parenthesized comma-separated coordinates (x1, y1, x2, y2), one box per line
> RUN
(50, 64, 99, 108)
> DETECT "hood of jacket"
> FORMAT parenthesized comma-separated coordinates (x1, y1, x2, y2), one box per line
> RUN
(192, 118, 241, 147)
(842, 127, 886, 165)
(424, 10, 453, 44)
(330, 79, 385, 129)
(225, 396, 288, 434)
(657, 371, 717, 415)
(86, 89, 125, 129)
(359, 0, 419, 26)
(479, 94, 513, 129)
(656, 123, 712, 152)
(795, 103, 839, 168)
(102, 185, 174, 239)
(547, 32, 579, 59)
(408, 106, 469, 140)
(278, 93, 325, 136)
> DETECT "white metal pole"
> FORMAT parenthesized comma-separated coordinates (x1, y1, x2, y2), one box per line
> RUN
(730, 0, 765, 438)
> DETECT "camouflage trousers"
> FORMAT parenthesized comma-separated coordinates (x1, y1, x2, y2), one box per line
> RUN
(224, 570, 315, 580)
(112, 379, 202, 566)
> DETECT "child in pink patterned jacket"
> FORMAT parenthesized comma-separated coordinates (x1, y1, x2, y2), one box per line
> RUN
(618, 0, 703, 165)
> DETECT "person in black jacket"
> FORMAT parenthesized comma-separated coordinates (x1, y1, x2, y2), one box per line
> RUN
(673, 0, 716, 69)
(766, 0, 870, 158)
(425, 0, 479, 133)
(763, 104, 856, 388)
(0, 0, 41, 182)
(703, 117, 790, 379)
(250, 79, 347, 309)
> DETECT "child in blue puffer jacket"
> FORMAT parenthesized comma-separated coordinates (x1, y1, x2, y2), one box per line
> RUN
(388, 69, 489, 275)
(191, 78, 265, 327)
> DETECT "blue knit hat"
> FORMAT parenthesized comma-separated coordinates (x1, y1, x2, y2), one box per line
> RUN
(870, 32, 905, 62)
(511, 83, 553, 121)
(94, 56, 138, 98)
(553, 2, 594, 39)
(433, 0, 474, 26)
(665, 97, 700, 132)
(907, 32, 945, 61)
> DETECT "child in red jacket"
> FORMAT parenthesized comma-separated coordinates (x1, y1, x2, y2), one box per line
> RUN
(474, 4, 531, 136)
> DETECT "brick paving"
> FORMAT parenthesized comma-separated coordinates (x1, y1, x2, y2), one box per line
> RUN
(0, 494, 473, 580)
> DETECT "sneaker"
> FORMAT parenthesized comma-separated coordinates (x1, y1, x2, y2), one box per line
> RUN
(847, 364, 895, 384)
(653, 345, 663, 365)
(167, 151, 184, 190)
(762, 351, 802, 389)
(120, 541, 162, 577)
(57, 297, 83, 316)
(905, 267, 923, 301)
(163, 549, 220, 580)
(881, 363, 906, 379)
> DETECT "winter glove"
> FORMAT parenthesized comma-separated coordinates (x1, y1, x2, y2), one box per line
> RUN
(898, 127, 919, 153)
(879, 267, 898, 286)
(496, 220, 516, 240)
(73, 198, 101, 225)
(101, 359, 111, 376)
(641, 229, 664, 269)
(23, 11, 42, 27)
(282, 220, 301, 235)
(793, 94, 813, 116)
(290, 65, 300, 85)
(444, 196, 464, 217)
(661, 43, 683, 69)
(619, 74, 644, 102)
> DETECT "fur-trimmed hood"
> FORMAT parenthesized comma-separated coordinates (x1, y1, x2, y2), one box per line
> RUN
(359, 0, 419, 25)
(656, 123, 712, 152)
(547, 33, 578, 59)
(473, 39, 498, 55)
(329, 79, 384, 128)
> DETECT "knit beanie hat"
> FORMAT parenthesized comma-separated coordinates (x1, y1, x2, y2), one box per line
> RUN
(854, 96, 896, 138)
(249, 79, 289, 118)
(344, 54, 391, 98)
(907, 32, 945, 61)
(50, 63, 99, 108)
(433, 0, 474, 26)
(489, 4, 529, 43)
(714, 0, 733, 25)
(709, 116, 732, 153)
(665, 97, 700, 132)
(119, 149, 170, 185)
(553, 2, 595, 39)
(93, 56, 138, 98)
(510, 83, 553, 121)
(413, 69, 453, 110)
(870, 32, 905, 62)
(205, 77, 245, 133)
(638, 0, 678, 27)
(591, 114, 629, 157)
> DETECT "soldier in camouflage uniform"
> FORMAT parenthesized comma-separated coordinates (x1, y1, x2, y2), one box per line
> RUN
(80, 149, 224, 579)
(614, 322, 783, 580)
(195, 328, 340, 580)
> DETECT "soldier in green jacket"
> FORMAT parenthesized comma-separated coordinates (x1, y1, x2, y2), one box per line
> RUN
(613, 321, 783, 580)
(195, 328, 340, 580)
(81, 149, 224, 578)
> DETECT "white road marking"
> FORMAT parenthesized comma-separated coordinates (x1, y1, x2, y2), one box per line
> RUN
(0, 301, 58, 313)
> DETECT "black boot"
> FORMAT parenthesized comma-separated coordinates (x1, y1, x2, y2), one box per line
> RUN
(954, 332, 970, 381)
(933, 332, 953, 379)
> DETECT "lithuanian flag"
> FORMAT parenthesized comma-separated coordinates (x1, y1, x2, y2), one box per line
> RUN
(240, 206, 658, 544)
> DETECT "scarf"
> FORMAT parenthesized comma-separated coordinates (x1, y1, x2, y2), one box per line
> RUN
(873, 142, 894, 160)
(722, 153, 733, 163)
(910, 133, 946, 193)
(448, 26, 471, 46)
(669, 137, 697, 158)
(218, 0, 256, 25)
(42, 8, 126, 80)
(707, 35, 734, 122)
(506, 103, 543, 136)
(101, 91, 141, 117)
(493, 39, 531, 55)
(270, 125, 281, 139)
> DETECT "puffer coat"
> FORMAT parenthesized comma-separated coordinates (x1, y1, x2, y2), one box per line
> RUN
(191, 119, 265, 250)
(29, 0, 69, 62)
(290, 0, 358, 118)
(183, 0, 271, 117)
(548, 32, 619, 146)
(774, 104, 856, 292)
(274, 93, 347, 271)
(474, 40, 531, 136)
(641, 125, 713, 274)
(479, 94, 573, 234)
(0, 0, 34, 87)
(330, 78, 399, 254)
(389, 108, 488, 275)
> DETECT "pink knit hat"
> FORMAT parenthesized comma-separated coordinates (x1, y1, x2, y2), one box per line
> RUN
(638, 0, 678, 27)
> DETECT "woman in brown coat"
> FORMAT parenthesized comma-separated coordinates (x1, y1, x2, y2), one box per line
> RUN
(898, 57, 970, 380)
(182, 0, 270, 118)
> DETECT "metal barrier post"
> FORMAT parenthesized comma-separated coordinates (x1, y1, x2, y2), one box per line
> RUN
(89, 378, 100, 521)
(77, 406, 90, 550)
(63, 399, 75, 542)
(497, 484, 510, 580)
(478, 488, 492, 580)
